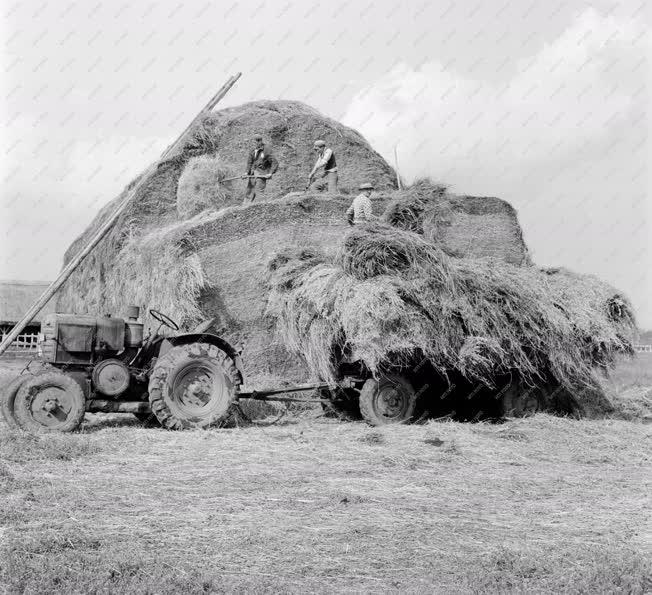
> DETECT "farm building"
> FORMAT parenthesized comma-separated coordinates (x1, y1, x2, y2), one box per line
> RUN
(0, 280, 56, 355)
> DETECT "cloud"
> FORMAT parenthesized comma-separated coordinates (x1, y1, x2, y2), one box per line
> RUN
(0, 117, 166, 279)
(342, 8, 646, 186)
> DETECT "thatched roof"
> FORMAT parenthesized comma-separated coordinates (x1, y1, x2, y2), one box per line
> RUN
(0, 280, 56, 325)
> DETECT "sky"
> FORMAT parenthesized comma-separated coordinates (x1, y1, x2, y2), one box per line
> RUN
(1, 0, 650, 327)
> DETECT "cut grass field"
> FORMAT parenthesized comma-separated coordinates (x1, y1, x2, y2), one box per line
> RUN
(0, 355, 650, 594)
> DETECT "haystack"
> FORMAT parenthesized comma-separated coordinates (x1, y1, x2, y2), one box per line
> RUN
(56, 100, 632, 413)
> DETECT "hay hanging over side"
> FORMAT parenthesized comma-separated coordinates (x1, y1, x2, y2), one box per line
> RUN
(337, 223, 453, 287)
(266, 224, 637, 395)
(383, 178, 448, 233)
(96, 230, 208, 331)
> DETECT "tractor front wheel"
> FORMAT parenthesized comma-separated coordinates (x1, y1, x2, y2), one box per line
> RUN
(13, 372, 86, 433)
(148, 342, 240, 430)
(1, 375, 32, 430)
(359, 374, 418, 426)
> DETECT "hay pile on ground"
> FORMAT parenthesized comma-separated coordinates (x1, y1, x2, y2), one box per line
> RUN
(267, 223, 636, 414)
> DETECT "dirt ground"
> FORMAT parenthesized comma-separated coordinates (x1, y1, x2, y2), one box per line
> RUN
(0, 355, 650, 594)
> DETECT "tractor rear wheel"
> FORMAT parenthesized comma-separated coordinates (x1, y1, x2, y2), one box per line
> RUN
(13, 372, 86, 433)
(1, 375, 32, 430)
(148, 342, 239, 430)
(359, 374, 418, 426)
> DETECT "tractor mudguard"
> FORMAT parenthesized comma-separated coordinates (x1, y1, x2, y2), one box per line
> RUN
(162, 333, 244, 384)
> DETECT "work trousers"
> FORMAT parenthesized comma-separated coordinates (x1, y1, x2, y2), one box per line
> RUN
(244, 175, 267, 204)
(311, 170, 339, 193)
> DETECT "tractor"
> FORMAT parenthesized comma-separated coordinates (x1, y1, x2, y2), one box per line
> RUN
(1, 306, 250, 432)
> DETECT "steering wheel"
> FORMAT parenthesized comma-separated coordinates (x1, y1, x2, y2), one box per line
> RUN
(149, 309, 180, 331)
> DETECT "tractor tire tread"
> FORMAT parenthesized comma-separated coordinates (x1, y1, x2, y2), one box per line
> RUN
(13, 371, 86, 433)
(148, 342, 239, 430)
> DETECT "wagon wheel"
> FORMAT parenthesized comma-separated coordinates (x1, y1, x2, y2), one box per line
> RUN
(500, 380, 548, 417)
(359, 374, 417, 426)
(148, 342, 240, 430)
(13, 372, 86, 433)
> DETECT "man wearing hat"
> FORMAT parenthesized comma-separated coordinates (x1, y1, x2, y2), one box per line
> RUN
(244, 133, 279, 203)
(307, 139, 338, 193)
(346, 182, 376, 225)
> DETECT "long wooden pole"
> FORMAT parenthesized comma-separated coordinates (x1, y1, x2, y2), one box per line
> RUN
(394, 144, 402, 190)
(0, 73, 242, 357)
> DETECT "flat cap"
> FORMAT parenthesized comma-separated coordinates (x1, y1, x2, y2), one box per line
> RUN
(253, 133, 263, 140)
(313, 139, 326, 147)
(358, 182, 374, 190)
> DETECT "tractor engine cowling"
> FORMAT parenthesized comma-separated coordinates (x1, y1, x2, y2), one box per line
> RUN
(38, 309, 143, 364)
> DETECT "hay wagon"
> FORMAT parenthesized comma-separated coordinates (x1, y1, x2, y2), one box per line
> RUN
(0, 306, 421, 433)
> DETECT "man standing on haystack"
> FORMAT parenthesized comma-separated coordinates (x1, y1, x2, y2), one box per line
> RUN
(307, 139, 338, 193)
(346, 183, 376, 225)
(244, 133, 278, 204)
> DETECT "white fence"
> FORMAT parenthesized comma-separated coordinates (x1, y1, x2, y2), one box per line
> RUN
(634, 344, 652, 353)
(0, 330, 39, 354)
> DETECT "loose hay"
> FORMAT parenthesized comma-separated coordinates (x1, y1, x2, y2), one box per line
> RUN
(383, 178, 448, 233)
(337, 223, 453, 287)
(383, 178, 530, 265)
(1, 415, 649, 592)
(60, 226, 208, 331)
(267, 223, 636, 413)
(111, 231, 208, 330)
(176, 155, 238, 219)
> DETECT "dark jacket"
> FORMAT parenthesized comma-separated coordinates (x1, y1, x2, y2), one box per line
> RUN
(246, 143, 279, 175)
